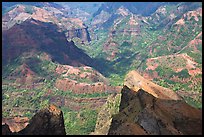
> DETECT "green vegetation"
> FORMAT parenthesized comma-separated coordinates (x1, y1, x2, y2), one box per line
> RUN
(2, 2, 202, 135)
(26, 57, 57, 77)
(53, 89, 111, 98)
(175, 69, 191, 78)
(73, 30, 109, 58)
(108, 74, 124, 86)
(106, 94, 121, 115)
(63, 109, 98, 135)
(181, 45, 202, 64)
(2, 57, 22, 78)
(184, 96, 202, 109)
(2, 53, 114, 134)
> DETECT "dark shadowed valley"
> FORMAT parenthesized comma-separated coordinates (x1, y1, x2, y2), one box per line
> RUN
(2, 2, 202, 135)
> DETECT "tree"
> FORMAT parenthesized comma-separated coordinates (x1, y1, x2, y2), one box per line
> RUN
(176, 69, 190, 78)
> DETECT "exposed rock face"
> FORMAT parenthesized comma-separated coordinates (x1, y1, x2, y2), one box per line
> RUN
(2, 104, 66, 135)
(2, 4, 58, 31)
(124, 70, 182, 100)
(91, 2, 169, 30)
(66, 27, 91, 42)
(54, 63, 121, 94)
(2, 117, 29, 133)
(10, 63, 44, 85)
(55, 64, 109, 83)
(108, 86, 202, 135)
(116, 6, 130, 16)
(145, 53, 202, 76)
(93, 70, 202, 135)
(2, 18, 94, 66)
(55, 78, 121, 94)
(2, 4, 91, 42)
(59, 17, 91, 42)
(93, 2, 166, 18)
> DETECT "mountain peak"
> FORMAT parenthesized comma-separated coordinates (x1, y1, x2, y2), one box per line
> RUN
(47, 104, 61, 116)
(93, 71, 202, 135)
(116, 6, 130, 16)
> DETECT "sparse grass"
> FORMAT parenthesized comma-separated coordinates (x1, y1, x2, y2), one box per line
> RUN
(184, 96, 202, 109)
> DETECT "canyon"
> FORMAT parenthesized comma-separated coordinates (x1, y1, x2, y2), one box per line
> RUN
(2, 2, 202, 135)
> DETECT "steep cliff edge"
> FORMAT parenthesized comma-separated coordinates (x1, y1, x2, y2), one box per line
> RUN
(108, 86, 202, 135)
(93, 70, 202, 135)
(2, 4, 91, 42)
(2, 104, 66, 135)
(2, 18, 94, 66)
(65, 27, 91, 42)
(124, 70, 182, 100)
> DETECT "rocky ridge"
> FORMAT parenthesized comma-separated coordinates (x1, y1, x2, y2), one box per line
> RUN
(2, 4, 91, 42)
(2, 18, 93, 66)
(2, 104, 66, 135)
(92, 70, 202, 135)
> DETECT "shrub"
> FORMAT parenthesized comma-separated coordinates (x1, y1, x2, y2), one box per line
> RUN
(175, 69, 190, 78)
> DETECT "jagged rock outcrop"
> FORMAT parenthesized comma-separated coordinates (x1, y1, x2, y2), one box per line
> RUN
(124, 70, 182, 100)
(2, 117, 29, 133)
(2, 104, 66, 135)
(93, 70, 202, 135)
(108, 86, 202, 135)
(66, 27, 91, 42)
